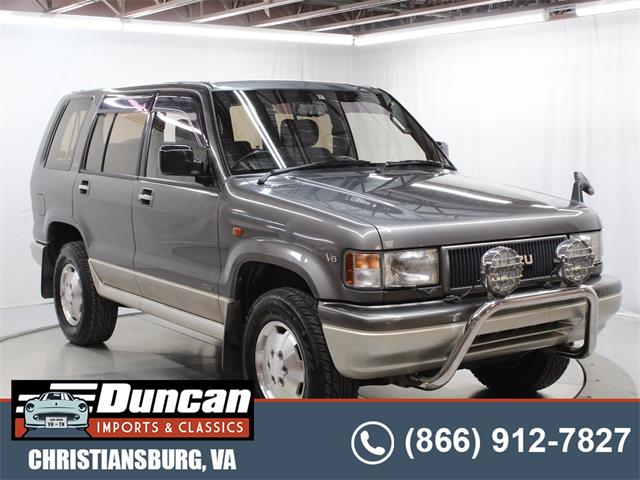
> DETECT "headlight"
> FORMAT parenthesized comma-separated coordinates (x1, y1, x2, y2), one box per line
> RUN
(78, 402, 87, 412)
(344, 251, 382, 289)
(26, 403, 35, 412)
(384, 249, 439, 287)
(344, 249, 439, 289)
(570, 231, 602, 264)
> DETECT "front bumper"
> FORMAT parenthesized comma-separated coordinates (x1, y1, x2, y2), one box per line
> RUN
(25, 410, 88, 429)
(319, 275, 622, 381)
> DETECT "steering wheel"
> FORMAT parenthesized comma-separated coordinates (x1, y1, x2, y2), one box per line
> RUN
(231, 149, 274, 173)
(236, 148, 271, 164)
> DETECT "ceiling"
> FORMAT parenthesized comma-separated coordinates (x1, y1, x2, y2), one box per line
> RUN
(0, 0, 594, 35)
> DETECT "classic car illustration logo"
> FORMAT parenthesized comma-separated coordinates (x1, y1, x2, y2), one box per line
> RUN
(12, 380, 253, 441)
(25, 391, 89, 430)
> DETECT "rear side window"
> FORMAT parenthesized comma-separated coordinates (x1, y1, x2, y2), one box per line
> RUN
(45, 98, 91, 170)
(103, 113, 146, 176)
(85, 113, 115, 172)
(84, 111, 146, 176)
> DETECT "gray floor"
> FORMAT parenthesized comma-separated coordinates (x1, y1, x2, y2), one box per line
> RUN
(1, 306, 637, 399)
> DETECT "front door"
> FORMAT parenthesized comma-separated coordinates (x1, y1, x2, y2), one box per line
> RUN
(132, 93, 223, 326)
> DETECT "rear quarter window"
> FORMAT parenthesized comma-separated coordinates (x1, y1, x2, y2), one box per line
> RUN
(45, 98, 92, 170)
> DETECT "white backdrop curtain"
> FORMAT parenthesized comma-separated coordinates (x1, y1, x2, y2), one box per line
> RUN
(1, 11, 639, 313)
(0, 25, 354, 308)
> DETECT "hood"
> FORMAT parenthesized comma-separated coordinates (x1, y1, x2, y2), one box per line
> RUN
(242, 169, 600, 249)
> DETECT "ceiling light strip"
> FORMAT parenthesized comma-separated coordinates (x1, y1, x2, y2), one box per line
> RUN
(192, 0, 302, 24)
(312, 0, 511, 32)
(354, 10, 548, 46)
(575, 0, 640, 16)
(48, 0, 99, 14)
(254, 0, 407, 28)
(123, 0, 203, 19)
(0, 11, 353, 45)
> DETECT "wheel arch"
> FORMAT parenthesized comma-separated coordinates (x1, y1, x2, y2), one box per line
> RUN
(40, 221, 85, 298)
(222, 259, 316, 373)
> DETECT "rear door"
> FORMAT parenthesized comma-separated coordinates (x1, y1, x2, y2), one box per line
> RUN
(132, 92, 223, 324)
(73, 94, 153, 294)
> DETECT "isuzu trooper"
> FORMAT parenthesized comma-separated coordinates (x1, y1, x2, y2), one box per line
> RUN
(30, 81, 622, 398)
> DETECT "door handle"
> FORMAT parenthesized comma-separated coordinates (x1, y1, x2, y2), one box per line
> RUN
(138, 188, 154, 207)
(78, 180, 90, 195)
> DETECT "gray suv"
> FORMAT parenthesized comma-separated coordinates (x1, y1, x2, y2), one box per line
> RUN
(30, 81, 622, 398)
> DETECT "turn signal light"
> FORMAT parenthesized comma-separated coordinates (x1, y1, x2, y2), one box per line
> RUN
(344, 251, 382, 288)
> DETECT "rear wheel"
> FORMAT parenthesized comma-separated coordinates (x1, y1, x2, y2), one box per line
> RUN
(243, 287, 358, 398)
(53, 241, 118, 345)
(471, 350, 570, 395)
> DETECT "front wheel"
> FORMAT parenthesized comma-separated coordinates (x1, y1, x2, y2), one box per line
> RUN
(471, 350, 570, 395)
(242, 287, 358, 399)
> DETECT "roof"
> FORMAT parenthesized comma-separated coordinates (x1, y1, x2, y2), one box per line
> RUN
(210, 80, 366, 91)
(73, 80, 369, 95)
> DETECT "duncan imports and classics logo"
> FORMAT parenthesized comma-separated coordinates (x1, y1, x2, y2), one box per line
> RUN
(11, 380, 253, 440)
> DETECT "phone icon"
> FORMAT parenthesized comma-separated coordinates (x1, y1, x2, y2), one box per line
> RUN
(351, 421, 395, 465)
(360, 430, 386, 456)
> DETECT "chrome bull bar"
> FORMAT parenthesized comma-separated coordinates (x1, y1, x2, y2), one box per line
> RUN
(411, 285, 599, 391)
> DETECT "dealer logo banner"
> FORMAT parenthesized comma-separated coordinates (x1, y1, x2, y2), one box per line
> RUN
(11, 380, 253, 441)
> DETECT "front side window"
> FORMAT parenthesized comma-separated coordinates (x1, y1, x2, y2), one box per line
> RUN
(45, 98, 91, 170)
(213, 89, 449, 175)
(145, 95, 208, 182)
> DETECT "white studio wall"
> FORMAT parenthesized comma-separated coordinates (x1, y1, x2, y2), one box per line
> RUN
(353, 10, 640, 313)
(1, 10, 639, 314)
(0, 23, 355, 308)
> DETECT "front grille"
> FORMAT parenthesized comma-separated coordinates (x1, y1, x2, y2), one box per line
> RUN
(446, 236, 566, 289)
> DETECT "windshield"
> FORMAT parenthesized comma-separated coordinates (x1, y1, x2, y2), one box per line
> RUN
(212, 89, 451, 175)
(42, 392, 70, 401)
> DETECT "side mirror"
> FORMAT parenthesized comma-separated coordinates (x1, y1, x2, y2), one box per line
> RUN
(436, 141, 449, 157)
(159, 145, 205, 177)
(571, 171, 595, 203)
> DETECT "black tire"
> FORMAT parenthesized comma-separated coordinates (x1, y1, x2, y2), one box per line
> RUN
(243, 287, 358, 399)
(471, 350, 570, 395)
(53, 241, 118, 345)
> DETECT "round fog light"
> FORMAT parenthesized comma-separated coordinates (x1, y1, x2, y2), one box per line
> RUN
(481, 246, 524, 297)
(555, 238, 594, 286)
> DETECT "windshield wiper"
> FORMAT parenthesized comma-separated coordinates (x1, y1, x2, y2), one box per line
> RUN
(375, 160, 455, 174)
(258, 159, 373, 185)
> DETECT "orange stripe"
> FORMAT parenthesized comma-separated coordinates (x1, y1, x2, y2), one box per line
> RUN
(2, 397, 637, 404)
(255, 398, 640, 403)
